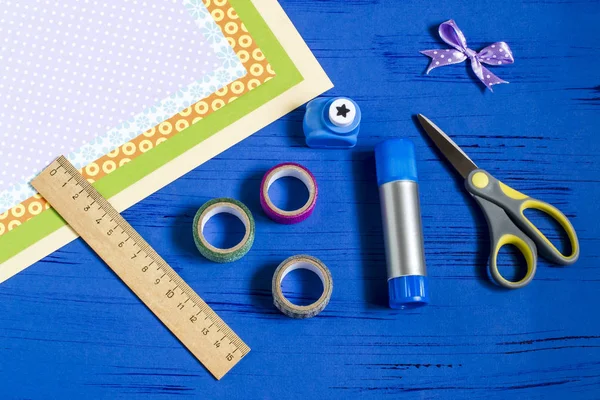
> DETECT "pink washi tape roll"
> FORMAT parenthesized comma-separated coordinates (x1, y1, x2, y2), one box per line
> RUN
(260, 163, 318, 224)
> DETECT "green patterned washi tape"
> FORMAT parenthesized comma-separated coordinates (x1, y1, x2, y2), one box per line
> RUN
(193, 198, 255, 263)
(272, 255, 333, 319)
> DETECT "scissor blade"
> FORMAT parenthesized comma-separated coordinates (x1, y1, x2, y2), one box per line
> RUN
(417, 114, 478, 179)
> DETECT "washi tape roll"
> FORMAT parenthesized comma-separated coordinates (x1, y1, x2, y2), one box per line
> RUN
(272, 255, 333, 319)
(260, 163, 318, 224)
(193, 198, 255, 263)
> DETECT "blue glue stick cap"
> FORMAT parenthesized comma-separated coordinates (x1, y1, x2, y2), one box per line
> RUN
(388, 276, 429, 309)
(374, 138, 428, 309)
(375, 138, 418, 186)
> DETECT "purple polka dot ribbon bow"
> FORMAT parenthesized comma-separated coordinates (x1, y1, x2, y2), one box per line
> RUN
(420, 20, 514, 91)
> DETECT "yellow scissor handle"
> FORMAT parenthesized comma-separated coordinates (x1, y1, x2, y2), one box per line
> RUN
(518, 199, 579, 264)
(490, 234, 537, 289)
(472, 195, 538, 289)
(467, 170, 580, 266)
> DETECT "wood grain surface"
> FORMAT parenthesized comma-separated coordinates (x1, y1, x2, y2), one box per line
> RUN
(1, 0, 599, 398)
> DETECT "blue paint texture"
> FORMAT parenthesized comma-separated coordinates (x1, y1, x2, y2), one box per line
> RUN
(1, 0, 600, 398)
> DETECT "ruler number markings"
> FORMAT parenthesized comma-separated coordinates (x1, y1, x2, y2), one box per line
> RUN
(52, 160, 248, 361)
(33, 157, 249, 379)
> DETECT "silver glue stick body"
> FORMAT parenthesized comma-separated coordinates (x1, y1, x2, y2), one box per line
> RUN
(375, 138, 428, 309)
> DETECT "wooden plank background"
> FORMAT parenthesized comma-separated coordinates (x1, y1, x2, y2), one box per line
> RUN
(1, 0, 599, 398)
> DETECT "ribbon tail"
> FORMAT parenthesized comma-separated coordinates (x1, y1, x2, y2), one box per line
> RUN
(471, 58, 507, 91)
(420, 50, 441, 74)
(479, 65, 508, 91)
(421, 49, 466, 74)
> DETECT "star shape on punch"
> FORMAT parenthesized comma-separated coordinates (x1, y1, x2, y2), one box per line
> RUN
(336, 104, 351, 118)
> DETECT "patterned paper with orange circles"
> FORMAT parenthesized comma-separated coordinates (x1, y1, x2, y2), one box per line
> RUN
(0, 0, 275, 237)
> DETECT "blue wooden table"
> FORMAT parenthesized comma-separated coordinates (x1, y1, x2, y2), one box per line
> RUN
(1, 1, 599, 398)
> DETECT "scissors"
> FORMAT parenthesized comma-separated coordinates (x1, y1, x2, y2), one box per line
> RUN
(417, 114, 580, 289)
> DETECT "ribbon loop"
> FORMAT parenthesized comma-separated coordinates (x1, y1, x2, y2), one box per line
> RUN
(420, 20, 513, 91)
(477, 42, 514, 66)
(438, 20, 469, 52)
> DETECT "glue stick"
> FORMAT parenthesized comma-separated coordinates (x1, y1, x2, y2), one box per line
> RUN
(375, 138, 428, 309)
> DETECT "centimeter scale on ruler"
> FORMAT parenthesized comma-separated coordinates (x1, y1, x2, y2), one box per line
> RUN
(31, 156, 249, 380)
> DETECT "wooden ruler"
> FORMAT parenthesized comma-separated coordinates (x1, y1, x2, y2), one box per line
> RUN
(31, 156, 249, 380)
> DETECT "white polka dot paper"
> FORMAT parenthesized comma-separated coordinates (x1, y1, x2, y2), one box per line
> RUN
(0, 0, 246, 213)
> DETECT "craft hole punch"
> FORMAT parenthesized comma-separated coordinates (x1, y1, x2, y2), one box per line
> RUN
(303, 97, 361, 149)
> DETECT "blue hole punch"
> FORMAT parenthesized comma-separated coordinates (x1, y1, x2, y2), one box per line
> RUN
(303, 97, 361, 149)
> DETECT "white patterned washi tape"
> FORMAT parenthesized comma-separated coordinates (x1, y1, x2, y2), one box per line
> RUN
(272, 255, 332, 319)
